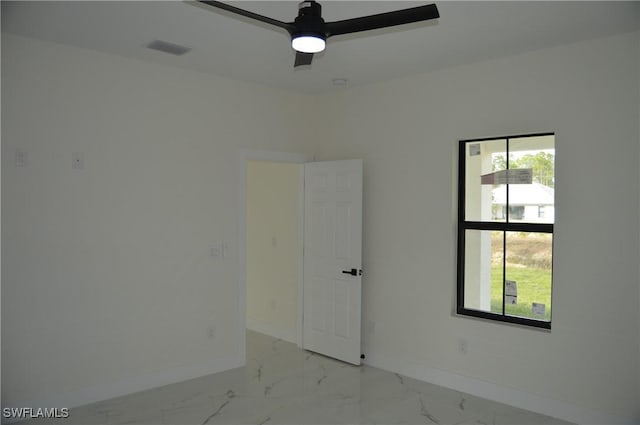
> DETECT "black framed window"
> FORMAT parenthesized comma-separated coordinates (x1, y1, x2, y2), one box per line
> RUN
(457, 133, 555, 329)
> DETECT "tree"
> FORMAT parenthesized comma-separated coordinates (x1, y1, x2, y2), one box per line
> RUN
(492, 152, 554, 187)
(492, 154, 507, 172)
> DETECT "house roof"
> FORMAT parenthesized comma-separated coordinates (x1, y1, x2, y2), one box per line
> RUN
(492, 182, 554, 206)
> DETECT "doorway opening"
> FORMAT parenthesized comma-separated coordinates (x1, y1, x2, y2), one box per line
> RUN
(238, 150, 309, 364)
(238, 151, 363, 367)
(246, 160, 303, 344)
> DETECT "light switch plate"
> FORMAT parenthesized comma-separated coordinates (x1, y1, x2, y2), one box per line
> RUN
(15, 149, 28, 167)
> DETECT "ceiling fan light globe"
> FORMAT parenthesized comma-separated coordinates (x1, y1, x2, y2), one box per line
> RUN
(291, 35, 326, 53)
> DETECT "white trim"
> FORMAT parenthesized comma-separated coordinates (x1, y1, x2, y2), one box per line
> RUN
(246, 319, 297, 345)
(2, 356, 241, 424)
(363, 351, 632, 425)
(237, 149, 311, 361)
(296, 164, 305, 349)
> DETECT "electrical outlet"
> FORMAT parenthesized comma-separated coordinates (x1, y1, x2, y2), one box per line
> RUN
(208, 325, 216, 339)
(210, 242, 229, 259)
(459, 338, 468, 354)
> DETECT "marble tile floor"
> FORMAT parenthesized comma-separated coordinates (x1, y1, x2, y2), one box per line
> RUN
(19, 331, 574, 425)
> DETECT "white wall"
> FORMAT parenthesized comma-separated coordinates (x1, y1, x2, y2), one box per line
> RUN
(246, 161, 301, 343)
(637, 31, 640, 423)
(312, 32, 640, 423)
(0, 29, 4, 410)
(1, 34, 314, 410)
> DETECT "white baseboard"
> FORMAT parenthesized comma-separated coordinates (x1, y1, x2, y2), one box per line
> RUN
(2, 355, 242, 424)
(363, 351, 633, 425)
(246, 319, 297, 345)
(4, 344, 633, 425)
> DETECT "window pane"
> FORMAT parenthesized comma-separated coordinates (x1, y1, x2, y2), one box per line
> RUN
(465, 139, 507, 222)
(464, 230, 504, 314)
(504, 232, 553, 322)
(507, 135, 555, 224)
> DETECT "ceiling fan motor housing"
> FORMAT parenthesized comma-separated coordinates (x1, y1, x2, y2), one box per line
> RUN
(198, 0, 440, 66)
(291, 1, 327, 41)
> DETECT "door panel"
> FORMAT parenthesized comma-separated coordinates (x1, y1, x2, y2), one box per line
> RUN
(303, 159, 362, 365)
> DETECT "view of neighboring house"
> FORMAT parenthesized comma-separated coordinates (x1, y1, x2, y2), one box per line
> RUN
(492, 182, 555, 222)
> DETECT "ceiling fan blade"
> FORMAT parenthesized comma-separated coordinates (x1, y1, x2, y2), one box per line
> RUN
(294, 52, 314, 67)
(198, 1, 294, 32)
(325, 4, 439, 37)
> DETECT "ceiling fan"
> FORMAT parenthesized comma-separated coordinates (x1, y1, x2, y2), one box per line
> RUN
(197, 1, 440, 67)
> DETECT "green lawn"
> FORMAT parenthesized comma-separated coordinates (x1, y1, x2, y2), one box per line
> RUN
(490, 266, 552, 321)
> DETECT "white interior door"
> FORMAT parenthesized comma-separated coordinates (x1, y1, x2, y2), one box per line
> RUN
(303, 159, 363, 365)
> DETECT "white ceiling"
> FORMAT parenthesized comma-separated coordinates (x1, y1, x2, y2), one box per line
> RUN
(3, 1, 639, 93)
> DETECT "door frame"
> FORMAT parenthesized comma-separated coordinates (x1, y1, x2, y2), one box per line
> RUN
(237, 149, 312, 364)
